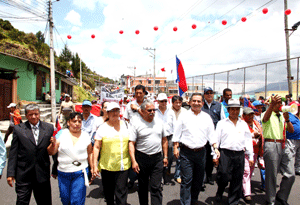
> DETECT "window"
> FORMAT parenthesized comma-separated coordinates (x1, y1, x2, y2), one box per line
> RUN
(148, 80, 151, 84)
(155, 80, 160, 84)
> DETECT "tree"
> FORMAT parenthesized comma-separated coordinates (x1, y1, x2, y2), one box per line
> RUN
(36, 31, 45, 44)
(59, 44, 72, 62)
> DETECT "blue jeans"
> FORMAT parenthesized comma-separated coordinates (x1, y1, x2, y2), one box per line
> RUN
(174, 148, 181, 180)
(180, 146, 206, 205)
(57, 168, 88, 205)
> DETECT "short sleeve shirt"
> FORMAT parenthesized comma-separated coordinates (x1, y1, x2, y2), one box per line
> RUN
(262, 111, 285, 140)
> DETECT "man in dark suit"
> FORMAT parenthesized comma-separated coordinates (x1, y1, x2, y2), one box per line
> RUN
(7, 103, 54, 205)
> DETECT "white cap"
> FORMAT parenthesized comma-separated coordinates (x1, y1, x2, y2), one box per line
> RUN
(157, 93, 168, 101)
(7, 103, 17, 108)
(106, 102, 120, 112)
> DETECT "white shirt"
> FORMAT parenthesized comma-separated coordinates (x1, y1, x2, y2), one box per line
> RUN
(215, 118, 253, 160)
(123, 100, 141, 121)
(172, 109, 216, 149)
(57, 129, 91, 172)
(155, 107, 170, 123)
(204, 100, 226, 120)
(165, 107, 187, 136)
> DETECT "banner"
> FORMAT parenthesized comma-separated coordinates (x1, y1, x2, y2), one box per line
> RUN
(100, 86, 125, 103)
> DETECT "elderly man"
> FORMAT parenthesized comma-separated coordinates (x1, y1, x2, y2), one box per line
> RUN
(58, 94, 75, 128)
(129, 100, 168, 205)
(214, 99, 254, 205)
(173, 93, 219, 205)
(4, 103, 22, 143)
(201, 87, 225, 185)
(81, 100, 97, 137)
(7, 103, 54, 205)
(124, 85, 147, 122)
(262, 95, 295, 205)
(221, 88, 232, 118)
(252, 100, 264, 125)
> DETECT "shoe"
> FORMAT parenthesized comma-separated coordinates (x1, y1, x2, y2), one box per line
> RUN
(216, 194, 222, 202)
(208, 180, 214, 185)
(200, 184, 206, 191)
(295, 171, 300, 176)
(276, 195, 289, 205)
(175, 178, 181, 184)
(244, 196, 252, 203)
(205, 176, 214, 185)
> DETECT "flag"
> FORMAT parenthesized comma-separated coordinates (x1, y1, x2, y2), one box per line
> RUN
(161, 67, 166, 72)
(53, 117, 61, 137)
(176, 56, 188, 96)
(171, 69, 173, 74)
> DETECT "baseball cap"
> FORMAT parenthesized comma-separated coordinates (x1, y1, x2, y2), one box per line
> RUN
(157, 93, 168, 101)
(243, 107, 254, 115)
(252, 100, 263, 107)
(7, 103, 17, 108)
(204, 87, 213, 94)
(226, 99, 242, 108)
(65, 94, 70, 97)
(82, 100, 92, 106)
(106, 102, 120, 112)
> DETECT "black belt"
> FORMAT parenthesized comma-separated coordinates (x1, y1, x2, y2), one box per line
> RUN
(180, 143, 204, 152)
(136, 150, 161, 158)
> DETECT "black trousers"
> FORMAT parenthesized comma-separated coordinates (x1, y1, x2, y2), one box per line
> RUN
(15, 180, 52, 205)
(216, 149, 245, 205)
(101, 169, 129, 205)
(205, 142, 214, 180)
(135, 150, 163, 205)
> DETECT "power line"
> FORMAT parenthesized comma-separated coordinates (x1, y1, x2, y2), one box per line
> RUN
(0, 0, 47, 19)
(178, 0, 205, 20)
(11, 0, 47, 16)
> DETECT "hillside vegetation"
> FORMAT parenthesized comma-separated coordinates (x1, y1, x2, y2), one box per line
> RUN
(0, 19, 113, 90)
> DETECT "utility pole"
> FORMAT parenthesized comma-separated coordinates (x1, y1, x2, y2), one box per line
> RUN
(48, 0, 56, 122)
(80, 54, 82, 87)
(284, 0, 292, 94)
(143, 47, 156, 94)
(127, 66, 135, 93)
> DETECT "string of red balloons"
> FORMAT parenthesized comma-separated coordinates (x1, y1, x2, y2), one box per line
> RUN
(67, 8, 292, 39)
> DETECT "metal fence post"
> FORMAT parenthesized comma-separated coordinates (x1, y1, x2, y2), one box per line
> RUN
(213, 73, 215, 95)
(202, 75, 204, 93)
(297, 58, 299, 101)
(227, 71, 229, 88)
(243, 68, 246, 95)
(265, 64, 267, 99)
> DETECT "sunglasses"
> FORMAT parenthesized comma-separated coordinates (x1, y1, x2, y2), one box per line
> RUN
(146, 109, 156, 112)
(159, 100, 168, 103)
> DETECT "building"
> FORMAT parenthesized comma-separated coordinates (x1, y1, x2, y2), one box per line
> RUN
(0, 52, 77, 120)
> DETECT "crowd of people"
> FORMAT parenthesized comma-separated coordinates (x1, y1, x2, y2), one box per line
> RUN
(1, 84, 300, 205)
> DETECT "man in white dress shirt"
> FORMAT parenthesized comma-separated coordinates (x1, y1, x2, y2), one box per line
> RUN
(173, 93, 219, 205)
(214, 98, 254, 205)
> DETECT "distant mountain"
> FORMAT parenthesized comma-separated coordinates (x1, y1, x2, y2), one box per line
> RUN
(243, 81, 288, 95)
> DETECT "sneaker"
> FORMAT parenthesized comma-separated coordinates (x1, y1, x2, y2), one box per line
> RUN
(244, 196, 252, 203)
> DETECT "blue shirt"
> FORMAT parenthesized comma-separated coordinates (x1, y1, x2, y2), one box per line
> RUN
(82, 114, 97, 137)
(0, 133, 7, 175)
(286, 113, 300, 140)
(221, 100, 229, 118)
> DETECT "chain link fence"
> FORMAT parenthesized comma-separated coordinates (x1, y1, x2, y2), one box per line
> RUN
(186, 56, 300, 100)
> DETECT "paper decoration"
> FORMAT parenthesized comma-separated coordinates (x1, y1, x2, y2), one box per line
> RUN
(119, 30, 123, 34)
(67, 35, 71, 39)
(173, 27, 178, 31)
(192, 24, 197, 29)
(154, 26, 158, 31)
(135, 30, 140, 34)
(262, 8, 268, 14)
(241, 17, 247, 22)
(91, 34, 95, 39)
(222, 20, 227, 25)
(285, 9, 291, 15)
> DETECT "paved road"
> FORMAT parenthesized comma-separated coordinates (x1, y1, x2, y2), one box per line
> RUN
(1, 159, 300, 205)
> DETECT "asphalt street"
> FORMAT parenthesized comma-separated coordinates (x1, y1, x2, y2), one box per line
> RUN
(1, 160, 300, 205)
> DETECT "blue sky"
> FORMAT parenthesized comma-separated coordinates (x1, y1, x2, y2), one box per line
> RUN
(1, 0, 300, 93)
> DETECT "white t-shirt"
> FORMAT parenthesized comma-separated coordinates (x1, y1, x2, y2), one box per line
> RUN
(57, 129, 91, 172)
(123, 100, 141, 121)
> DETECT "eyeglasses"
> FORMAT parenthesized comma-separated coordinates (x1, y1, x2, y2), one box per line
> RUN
(159, 100, 168, 103)
(146, 109, 156, 112)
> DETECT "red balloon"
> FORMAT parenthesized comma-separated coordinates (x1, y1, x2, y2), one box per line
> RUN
(241, 17, 247, 22)
(119, 30, 123, 34)
(192, 24, 197, 29)
(91, 34, 95, 39)
(154, 26, 158, 31)
(262, 8, 268, 14)
(285, 9, 291, 15)
(67, 35, 71, 39)
(222, 20, 227, 25)
(173, 27, 178, 32)
(135, 30, 140, 35)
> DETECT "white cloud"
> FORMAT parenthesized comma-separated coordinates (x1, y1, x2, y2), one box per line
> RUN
(64, 10, 82, 26)
(71, 26, 80, 32)
(72, 0, 102, 11)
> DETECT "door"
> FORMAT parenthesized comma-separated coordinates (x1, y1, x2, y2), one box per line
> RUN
(0, 79, 12, 120)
